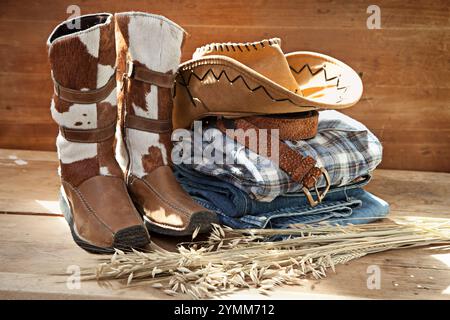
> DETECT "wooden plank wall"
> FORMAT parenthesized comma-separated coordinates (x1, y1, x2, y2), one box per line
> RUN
(0, 0, 449, 172)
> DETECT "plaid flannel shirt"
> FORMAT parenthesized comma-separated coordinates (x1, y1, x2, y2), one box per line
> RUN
(176, 110, 383, 202)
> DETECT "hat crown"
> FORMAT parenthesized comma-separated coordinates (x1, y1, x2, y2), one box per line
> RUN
(193, 38, 300, 94)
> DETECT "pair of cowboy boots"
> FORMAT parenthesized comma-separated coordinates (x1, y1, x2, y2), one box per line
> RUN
(47, 12, 217, 253)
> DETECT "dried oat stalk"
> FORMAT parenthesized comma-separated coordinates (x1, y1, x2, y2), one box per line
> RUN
(81, 217, 450, 299)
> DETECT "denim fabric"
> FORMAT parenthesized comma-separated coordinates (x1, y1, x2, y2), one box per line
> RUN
(174, 165, 390, 229)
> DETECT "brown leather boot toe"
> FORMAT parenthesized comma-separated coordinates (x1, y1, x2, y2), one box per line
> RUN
(128, 167, 218, 236)
(60, 175, 150, 253)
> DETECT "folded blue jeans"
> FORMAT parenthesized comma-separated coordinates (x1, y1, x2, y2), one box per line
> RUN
(174, 165, 390, 229)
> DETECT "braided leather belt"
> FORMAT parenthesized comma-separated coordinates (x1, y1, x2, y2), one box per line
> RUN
(216, 117, 330, 207)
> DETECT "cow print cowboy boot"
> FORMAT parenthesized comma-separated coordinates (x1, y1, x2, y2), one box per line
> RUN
(114, 12, 217, 236)
(47, 13, 150, 253)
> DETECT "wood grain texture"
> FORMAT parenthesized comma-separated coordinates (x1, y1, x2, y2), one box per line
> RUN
(0, 0, 449, 171)
(0, 149, 60, 215)
(1, 149, 449, 218)
(1, 217, 449, 300)
(0, 149, 449, 299)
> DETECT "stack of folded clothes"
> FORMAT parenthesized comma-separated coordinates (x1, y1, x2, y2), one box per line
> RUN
(171, 38, 389, 229)
(173, 111, 389, 229)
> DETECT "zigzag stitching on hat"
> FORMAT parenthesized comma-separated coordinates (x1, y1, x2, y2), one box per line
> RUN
(177, 68, 298, 106)
(177, 64, 348, 105)
(289, 64, 349, 102)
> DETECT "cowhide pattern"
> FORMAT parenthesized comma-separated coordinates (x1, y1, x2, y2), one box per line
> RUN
(115, 12, 185, 178)
(47, 13, 122, 187)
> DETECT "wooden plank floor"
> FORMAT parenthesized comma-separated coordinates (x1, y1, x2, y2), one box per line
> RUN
(0, 148, 449, 299)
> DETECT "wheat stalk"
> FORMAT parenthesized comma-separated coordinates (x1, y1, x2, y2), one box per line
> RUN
(81, 217, 450, 299)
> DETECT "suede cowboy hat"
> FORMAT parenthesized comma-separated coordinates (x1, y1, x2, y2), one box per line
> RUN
(172, 38, 363, 129)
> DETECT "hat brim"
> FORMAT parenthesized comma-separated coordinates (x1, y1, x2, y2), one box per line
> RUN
(173, 51, 363, 129)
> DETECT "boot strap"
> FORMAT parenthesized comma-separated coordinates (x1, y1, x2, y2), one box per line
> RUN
(52, 72, 116, 104)
(125, 61, 175, 88)
(125, 115, 172, 133)
(60, 122, 116, 143)
(123, 61, 174, 133)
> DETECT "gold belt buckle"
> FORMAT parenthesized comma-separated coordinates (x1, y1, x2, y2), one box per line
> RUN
(302, 167, 331, 207)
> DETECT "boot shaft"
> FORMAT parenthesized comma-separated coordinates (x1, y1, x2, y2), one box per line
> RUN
(47, 14, 116, 93)
(47, 13, 122, 186)
(114, 12, 185, 178)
